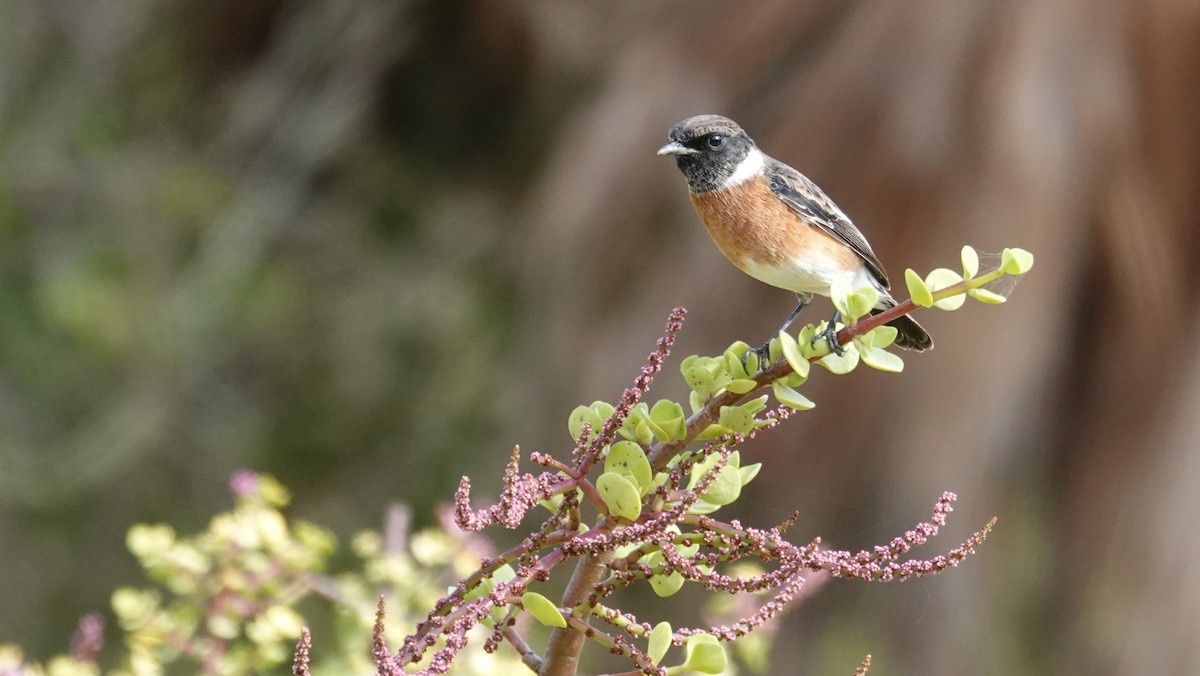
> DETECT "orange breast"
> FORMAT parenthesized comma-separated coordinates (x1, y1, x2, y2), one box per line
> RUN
(688, 175, 858, 273)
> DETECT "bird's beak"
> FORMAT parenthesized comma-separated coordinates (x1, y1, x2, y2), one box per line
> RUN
(657, 141, 697, 156)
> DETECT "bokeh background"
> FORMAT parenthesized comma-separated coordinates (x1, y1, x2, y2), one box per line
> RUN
(2, 0, 1199, 673)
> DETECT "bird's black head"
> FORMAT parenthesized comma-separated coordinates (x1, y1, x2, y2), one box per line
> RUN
(657, 115, 758, 193)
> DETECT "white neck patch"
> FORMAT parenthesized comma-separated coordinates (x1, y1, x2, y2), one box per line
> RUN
(722, 147, 765, 188)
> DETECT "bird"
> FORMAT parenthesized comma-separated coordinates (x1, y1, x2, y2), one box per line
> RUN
(657, 114, 932, 362)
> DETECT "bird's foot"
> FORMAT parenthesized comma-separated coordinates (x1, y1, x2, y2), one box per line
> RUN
(809, 315, 845, 357)
(742, 341, 771, 375)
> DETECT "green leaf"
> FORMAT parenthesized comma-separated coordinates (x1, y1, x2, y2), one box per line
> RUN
(687, 499, 721, 515)
(961, 245, 979, 279)
(863, 324, 898, 348)
(690, 456, 742, 506)
(597, 472, 643, 521)
(681, 357, 714, 396)
(648, 570, 685, 597)
(725, 378, 759, 394)
(906, 268, 934, 308)
(606, 441, 653, 495)
(817, 343, 860, 375)
(643, 551, 686, 597)
(723, 342, 754, 379)
(633, 419, 654, 446)
(567, 405, 602, 442)
(741, 395, 769, 415)
(688, 390, 705, 414)
(851, 287, 878, 320)
(731, 631, 772, 673)
(521, 592, 567, 628)
(464, 563, 517, 603)
(493, 563, 517, 584)
(858, 343, 904, 373)
(695, 423, 733, 440)
(739, 463, 762, 485)
(462, 577, 495, 603)
(648, 622, 673, 665)
(783, 371, 806, 387)
(777, 330, 810, 380)
(925, 268, 966, 311)
(796, 324, 824, 359)
(675, 538, 700, 558)
(649, 400, 687, 441)
(682, 633, 728, 674)
(772, 381, 815, 410)
(832, 278, 878, 321)
(539, 492, 564, 513)
(1001, 247, 1034, 274)
(628, 404, 671, 443)
(717, 406, 755, 435)
(591, 400, 614, 421)
(968, 287, 1008, 304)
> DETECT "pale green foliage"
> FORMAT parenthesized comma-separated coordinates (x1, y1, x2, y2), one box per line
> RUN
(676, 633, 728, 675)
(109, 475, 333, 674)
(648, 621, 673, 665)
(606, 441, 654, 495)
(598, 471, 644, 521)
(905, 245, 1034, 310)
(522, 592, 568, 628)
(1, 473, 525, 675)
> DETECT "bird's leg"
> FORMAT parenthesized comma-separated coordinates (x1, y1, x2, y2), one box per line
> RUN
(810, 309, 846, 357)
(746, 293, 812, 372)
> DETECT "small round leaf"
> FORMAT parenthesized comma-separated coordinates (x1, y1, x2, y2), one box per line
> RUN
(567, 405, 602, 442)
(925, 268, 966, 311)
(1001, 247, 1035, 274)
(777, 330, 810, 380)
(817, 343, 860, 375)
(717, 406, 755, 434)
(724, 378, 759, 394)
(695, 423, 733, 440)
(847, 286, 878, 321)
(683, 633, 728, 674)
(905, 268, 934, 308)
(521, 592, 567, 628)
(738, 462, 762, 485)
(858, 343, 905, 373)
(740, 395, 769, 415)
(648, 570, 685, 597)
(596, 472, 643, 521)
(606, 441, 653, 494)
(961, 245, 979, 279)
(772, 381, 815, 410)
(648, 621, 673, 665)
(864, 324, 898, 348)
(968, 287, 1007, 304)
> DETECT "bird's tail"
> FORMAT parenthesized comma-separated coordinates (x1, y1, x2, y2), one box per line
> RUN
(872, 293, 933, 351)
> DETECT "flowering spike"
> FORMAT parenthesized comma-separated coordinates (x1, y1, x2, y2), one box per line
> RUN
(292, 627, 312, 676)
(373, 596, 392, 673)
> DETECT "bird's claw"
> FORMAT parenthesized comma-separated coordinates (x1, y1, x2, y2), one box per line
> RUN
(742, 342, 771, 375)
(810, 320, 845, 357)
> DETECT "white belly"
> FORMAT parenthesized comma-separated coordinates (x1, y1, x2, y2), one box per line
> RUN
(740, 256, 884, 304)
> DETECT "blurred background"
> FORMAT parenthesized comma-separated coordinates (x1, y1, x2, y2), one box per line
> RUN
(2, 0, 1199, 673)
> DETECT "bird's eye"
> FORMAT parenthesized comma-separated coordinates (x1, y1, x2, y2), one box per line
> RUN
(706, 134, 724, 150)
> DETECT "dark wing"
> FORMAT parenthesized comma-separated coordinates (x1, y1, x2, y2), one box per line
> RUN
(765, 158, 890, 288)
